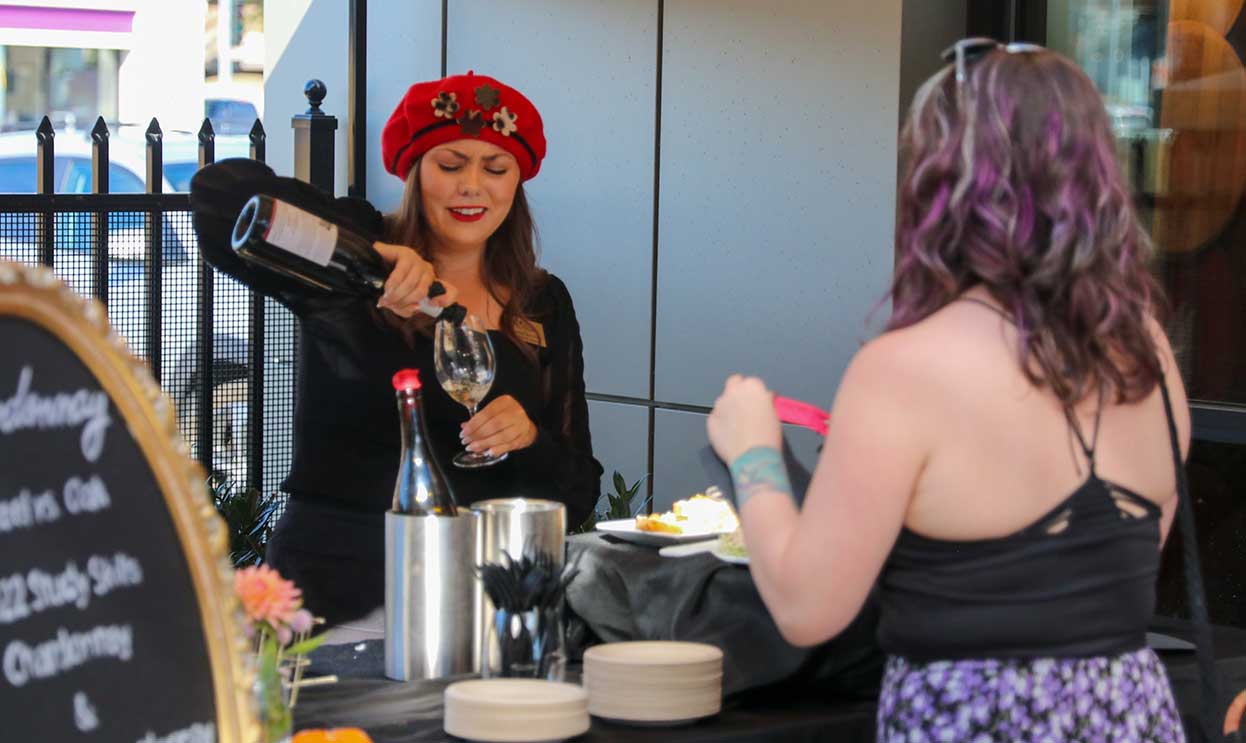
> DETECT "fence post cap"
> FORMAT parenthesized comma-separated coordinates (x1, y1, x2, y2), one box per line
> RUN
(145, 118, 163, 142)
(304, 79, 327, 113)
(91, 116, 110, 142)
(36, 116, 55, 142)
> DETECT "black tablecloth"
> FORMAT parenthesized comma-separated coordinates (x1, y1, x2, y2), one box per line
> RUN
(293, 654, 877, 743)
(561, 534, 884, 698)
(294, 534, 1246, 742)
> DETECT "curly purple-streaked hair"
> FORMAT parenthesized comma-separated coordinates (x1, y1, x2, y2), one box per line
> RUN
(890, 47, 1164, 406)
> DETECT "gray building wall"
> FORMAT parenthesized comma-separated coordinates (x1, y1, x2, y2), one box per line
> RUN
(264, 0, 350, 195)
(651, 0, 901, 506)
(267, 0, 905, 513)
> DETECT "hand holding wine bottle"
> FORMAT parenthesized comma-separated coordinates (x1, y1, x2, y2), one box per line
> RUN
(231, 193, 465, 321)
(373, 241, 458, 318)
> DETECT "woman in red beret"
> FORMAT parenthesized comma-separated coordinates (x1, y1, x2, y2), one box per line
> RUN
(189, 73, 601, 626)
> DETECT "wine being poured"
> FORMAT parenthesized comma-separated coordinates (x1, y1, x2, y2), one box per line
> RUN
(234, 193, 510, 469)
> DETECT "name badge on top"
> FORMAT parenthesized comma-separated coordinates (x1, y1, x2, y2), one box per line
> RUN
(513, 320, 546, 348)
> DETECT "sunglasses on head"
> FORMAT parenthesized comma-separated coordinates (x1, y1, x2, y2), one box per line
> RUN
(940, 36, 1046, 84)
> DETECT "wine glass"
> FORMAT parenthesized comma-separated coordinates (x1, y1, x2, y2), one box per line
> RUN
(434, 313, 506, 468)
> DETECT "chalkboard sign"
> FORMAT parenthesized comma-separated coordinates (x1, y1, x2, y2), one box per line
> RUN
(0, 262, 254, 742)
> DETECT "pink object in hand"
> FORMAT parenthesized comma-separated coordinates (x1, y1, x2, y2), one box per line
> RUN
(774, 395, 829, 436)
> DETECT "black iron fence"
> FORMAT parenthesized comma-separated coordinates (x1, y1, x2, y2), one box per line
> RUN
(0, 82, 340, 502)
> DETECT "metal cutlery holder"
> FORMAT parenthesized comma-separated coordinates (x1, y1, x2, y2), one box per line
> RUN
(472, 498, 566, 677)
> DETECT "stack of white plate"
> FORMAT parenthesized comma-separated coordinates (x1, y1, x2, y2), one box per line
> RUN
(583, 641, 724, 724)
(443, 678, 590, 742)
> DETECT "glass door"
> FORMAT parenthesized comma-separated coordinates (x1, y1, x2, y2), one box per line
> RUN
(1039, 0, 1246, 627)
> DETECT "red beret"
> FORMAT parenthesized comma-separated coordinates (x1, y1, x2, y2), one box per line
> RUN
(381, 71, 546, 182)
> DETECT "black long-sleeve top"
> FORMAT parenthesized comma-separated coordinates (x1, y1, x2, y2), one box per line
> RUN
(189, 158, 601, 529)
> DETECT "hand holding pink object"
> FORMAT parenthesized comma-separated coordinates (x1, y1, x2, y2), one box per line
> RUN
(773, 395, 829, 436)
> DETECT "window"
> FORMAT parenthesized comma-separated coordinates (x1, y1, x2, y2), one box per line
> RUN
(1047, 0, 1246, 405)
(204, 99, 258, 136)
(0, 46, 121, 132)
(1038, 0, 1246, 628)
(164, 163, 200, 193)
(0, 156, 37, 193)
(59, 157, 146, 194)
(106, 162, 145, 194)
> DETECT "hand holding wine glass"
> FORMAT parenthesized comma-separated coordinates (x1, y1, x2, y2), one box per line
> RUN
(461, 395, 538, 460)
(435, 313, 507, 468)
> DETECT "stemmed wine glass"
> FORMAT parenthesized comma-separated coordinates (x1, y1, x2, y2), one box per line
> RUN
(434, 313, 506, 468)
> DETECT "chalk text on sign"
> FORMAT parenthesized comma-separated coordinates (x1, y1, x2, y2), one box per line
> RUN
(0, 488, 61, 534)
(2, 623, 134, 687)
(0, 366, 112, 463)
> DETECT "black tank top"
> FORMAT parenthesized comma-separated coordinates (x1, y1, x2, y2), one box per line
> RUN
(878, 345, 1180, 661)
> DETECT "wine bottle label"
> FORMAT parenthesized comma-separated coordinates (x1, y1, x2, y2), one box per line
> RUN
(264, 200, 338, 266)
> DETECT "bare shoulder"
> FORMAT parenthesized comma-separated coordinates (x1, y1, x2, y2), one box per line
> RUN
(839, 304, 1026, 450)
(840, 320, 949, 405)
(1145, 314, 1191, 455)
(850, 304, 995, 385)
(824, 320, 953, 470)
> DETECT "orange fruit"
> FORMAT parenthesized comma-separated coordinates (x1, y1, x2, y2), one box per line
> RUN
(291, 728, 373, 743)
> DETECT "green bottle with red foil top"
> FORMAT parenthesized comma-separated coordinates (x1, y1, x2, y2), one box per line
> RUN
(391, 368, 457, 516)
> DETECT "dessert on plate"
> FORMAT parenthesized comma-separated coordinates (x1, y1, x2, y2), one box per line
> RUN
(635, 494, 739, 535)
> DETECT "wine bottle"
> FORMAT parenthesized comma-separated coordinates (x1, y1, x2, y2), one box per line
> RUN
(391, 368, 457, 516)
(231, 193, 466, 323)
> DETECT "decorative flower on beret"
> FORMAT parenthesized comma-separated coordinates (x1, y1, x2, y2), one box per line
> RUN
(382, 71, 546, 182)
(491, 107, 518, 137)
(431, 92, 459, 119)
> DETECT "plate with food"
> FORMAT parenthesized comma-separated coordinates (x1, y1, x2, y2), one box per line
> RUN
(711, 529, 750, 565)
(596, 494, 739, 546)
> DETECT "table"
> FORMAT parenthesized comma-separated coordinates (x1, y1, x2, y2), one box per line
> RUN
(293, 535, 1246, 742)
(295, 646, 877, 743)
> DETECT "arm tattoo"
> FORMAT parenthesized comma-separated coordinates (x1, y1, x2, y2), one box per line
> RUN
(729, 446, 793, 510)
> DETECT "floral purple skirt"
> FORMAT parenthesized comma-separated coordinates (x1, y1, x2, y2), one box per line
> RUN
(877, 648, 1185, 743)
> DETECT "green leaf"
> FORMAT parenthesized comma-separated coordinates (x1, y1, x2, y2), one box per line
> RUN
(573, 470, 652, 532)
(285, 634, 327, 656)
(257, 633, 280, 670)
(208, 473, 280, 568)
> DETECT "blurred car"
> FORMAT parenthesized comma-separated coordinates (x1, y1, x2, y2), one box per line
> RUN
(0, 128, 291, 489)
(205, 98, 260, 137)
(111, 123, 253, 192)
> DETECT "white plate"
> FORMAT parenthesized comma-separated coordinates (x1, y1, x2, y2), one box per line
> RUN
(593, 713, 717, 727)
(595, 519, 728, 546)
(444, 679, 590, 743)
(583, 641, 724, 666)
(658, 540, 718, 558)
(711, 545, 749, 566)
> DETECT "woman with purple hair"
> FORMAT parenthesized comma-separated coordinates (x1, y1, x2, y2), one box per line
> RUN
(707, 39, 1192, 741)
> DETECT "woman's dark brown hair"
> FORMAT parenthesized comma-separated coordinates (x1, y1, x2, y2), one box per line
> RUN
(382, 156, 546, 362)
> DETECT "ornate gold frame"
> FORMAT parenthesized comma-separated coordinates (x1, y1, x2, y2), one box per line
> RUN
(0, 261, 258, 743)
